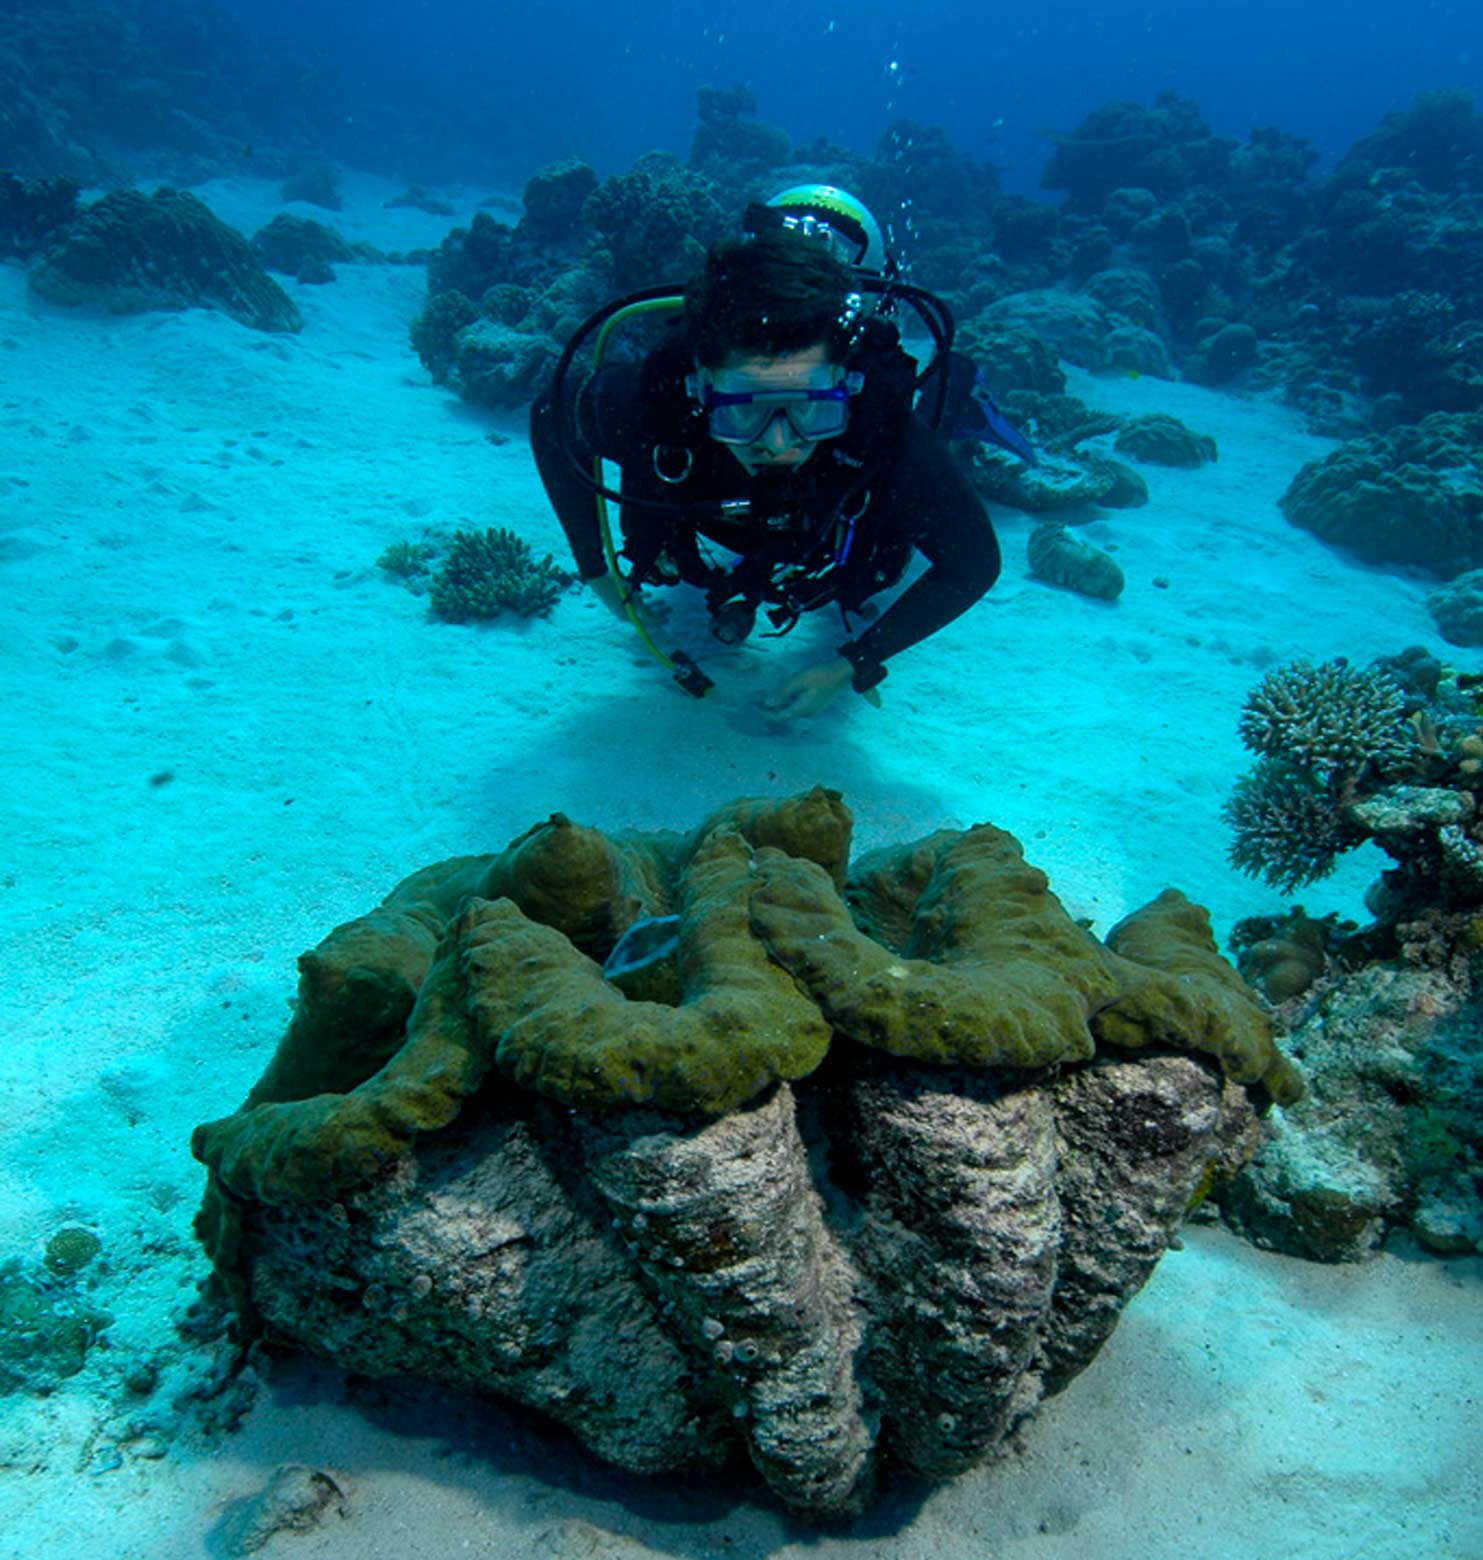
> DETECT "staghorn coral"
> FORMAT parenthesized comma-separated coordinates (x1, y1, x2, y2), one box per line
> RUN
(1224, 659, 1423, 895)
(1225, 758, 1369, 892)
(1223, 649, 1483, 924)
(192, 791, 1297, 1518)
(1238, 658, 1411, 779)
(428, 527, 568, 623)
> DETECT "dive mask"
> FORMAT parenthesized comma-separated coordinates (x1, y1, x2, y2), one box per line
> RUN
(686, 367, 865, 446)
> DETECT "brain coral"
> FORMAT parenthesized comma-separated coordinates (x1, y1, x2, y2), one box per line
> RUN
(29, 187, 301, 334)
(1279, 413, 1483, 578)
(192, 789, 1300, 1519)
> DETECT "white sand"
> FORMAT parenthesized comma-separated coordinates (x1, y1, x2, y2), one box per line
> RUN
(0, 173, 1478, 1559)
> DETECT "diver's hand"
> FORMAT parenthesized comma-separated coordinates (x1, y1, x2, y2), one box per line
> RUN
(759, 657, 858, 723)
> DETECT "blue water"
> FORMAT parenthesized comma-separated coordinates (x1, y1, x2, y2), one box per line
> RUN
(219, 0, 1483, 190)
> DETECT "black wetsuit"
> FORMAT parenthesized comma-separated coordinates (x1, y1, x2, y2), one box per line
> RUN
(529, 318, 1001, 689)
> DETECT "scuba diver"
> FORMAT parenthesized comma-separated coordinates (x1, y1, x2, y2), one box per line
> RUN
(528, 184, 1020, 721)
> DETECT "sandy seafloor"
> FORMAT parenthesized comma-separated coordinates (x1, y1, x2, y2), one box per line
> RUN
(0, 171, 1479, 1559)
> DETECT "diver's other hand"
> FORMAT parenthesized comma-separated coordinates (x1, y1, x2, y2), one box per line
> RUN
(759, 656, 858, 723)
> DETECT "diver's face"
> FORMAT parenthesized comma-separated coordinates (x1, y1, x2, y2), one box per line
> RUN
(707, 343, 841, 474)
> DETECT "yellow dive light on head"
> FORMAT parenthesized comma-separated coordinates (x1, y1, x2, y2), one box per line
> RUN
(764, 184, 888, 271)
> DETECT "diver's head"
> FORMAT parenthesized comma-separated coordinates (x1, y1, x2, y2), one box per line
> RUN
(753, 184, 888, 273)
(684, 232, 854, 368)
(684, 234, 862, 474)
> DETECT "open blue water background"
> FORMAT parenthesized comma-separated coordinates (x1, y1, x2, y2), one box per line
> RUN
(219, 0, 1483, 189)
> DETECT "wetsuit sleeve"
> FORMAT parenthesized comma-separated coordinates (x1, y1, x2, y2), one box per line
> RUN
(839, 421, 1001, 686)
(529, 364, 650, 580)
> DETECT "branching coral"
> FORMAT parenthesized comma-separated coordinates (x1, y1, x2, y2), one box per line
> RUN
(376, 540, 435, 580)
(1224, 660, 1416, 892)
(1219, 655, 1483, 1267)
(1237, 658, 1411, 778)
(1224, 757, 1370, 891)
(1224, 651, 1483, 918)
(428, 527, 568, 623)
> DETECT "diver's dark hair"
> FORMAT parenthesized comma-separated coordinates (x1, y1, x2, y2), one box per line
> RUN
(684, 234, 854, 367)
